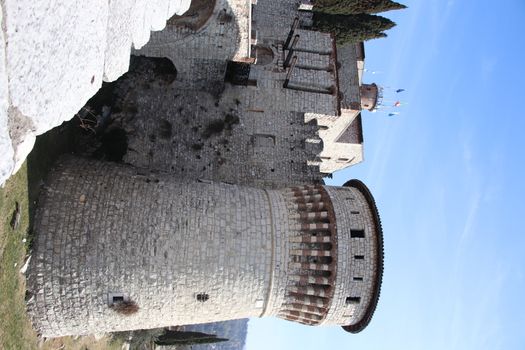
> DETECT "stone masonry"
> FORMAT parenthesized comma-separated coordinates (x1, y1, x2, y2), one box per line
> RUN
(129, 0, 379, 180)
(26, 156, 383, 336)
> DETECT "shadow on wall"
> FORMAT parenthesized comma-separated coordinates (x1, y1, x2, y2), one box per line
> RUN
(25, 122, 76, 250)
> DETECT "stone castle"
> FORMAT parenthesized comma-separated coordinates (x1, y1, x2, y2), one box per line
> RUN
(25, 0, 385, 338)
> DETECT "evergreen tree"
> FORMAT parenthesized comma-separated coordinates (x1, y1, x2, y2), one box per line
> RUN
(312, 13, 396, 45)
(314, 0, 407, 15)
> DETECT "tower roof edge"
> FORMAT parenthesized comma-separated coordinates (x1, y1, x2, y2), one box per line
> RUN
(341, 179, 384, 333)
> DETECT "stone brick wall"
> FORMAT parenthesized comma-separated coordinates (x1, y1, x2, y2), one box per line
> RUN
(127, 0, 366, 181)
(137, 0, 252, 87)
(28, 157, 277, 336)
(337, 44, 362, 110)
(26, 157, 382, 336)
(101, 57, 324, 190)
(252, 0, 312, 41)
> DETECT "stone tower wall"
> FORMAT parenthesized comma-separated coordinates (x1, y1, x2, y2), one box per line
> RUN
(28, 157, 281, 336)
(26, 157, 382, 336)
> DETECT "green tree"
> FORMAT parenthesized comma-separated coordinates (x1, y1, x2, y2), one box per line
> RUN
(314, 0, 407, 15)
(312, 13, 396, 45)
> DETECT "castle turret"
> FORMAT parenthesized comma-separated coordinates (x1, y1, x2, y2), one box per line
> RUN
(360, 83, 380, 111)
(26, 157, 383, 336)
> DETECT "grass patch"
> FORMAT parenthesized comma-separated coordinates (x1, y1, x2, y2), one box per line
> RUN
(0, 163, 37, 350)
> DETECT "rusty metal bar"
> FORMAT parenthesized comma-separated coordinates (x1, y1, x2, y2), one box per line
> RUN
(284, 35, 300, 67)
(284, 17, 300, 49)
(283, 56, 298, 89)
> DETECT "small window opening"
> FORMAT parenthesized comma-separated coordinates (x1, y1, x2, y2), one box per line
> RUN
(108, 292, 128, 306)
(351, 229, 365, 238)
(346, 297, 361, 305)
(353, 277, 363, 281)
(196, 293, 209, 302)
(351, 211, 360, 215)
(113, 296, 124, 303)
(355, 255, 365, 260)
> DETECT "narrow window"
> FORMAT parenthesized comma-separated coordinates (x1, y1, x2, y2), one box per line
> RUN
(346, 297, 361, 305)
(353, 277, 363, 281)
(196, 293, 209, 302)
(108, 292, 128, 306)
(355, 255, 364, 260)
(351, 229, 365, 238)
(112, 296, 124, 303)
(351, 211, 360, 215)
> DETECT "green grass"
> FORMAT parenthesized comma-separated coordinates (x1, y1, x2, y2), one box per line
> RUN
(0, 163, 37, 350)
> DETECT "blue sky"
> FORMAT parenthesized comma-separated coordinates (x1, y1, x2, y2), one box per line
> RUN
(246, 0, 525, 349)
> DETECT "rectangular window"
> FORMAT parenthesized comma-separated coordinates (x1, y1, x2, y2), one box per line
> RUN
(353, 277, 363, 281)
(108, 292, 128, 306)
(346, 297, 361, 305)
(351, 229, 365, 238)
(351, 211, 360, 215)
(355, 255, 365, 260)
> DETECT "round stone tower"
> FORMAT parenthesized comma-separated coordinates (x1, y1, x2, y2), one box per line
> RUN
(26, 157, 383, 337)
(360, 83, 380, 111)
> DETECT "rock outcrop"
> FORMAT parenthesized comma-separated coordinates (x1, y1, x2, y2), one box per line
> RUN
(0, 0, 191, 185)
